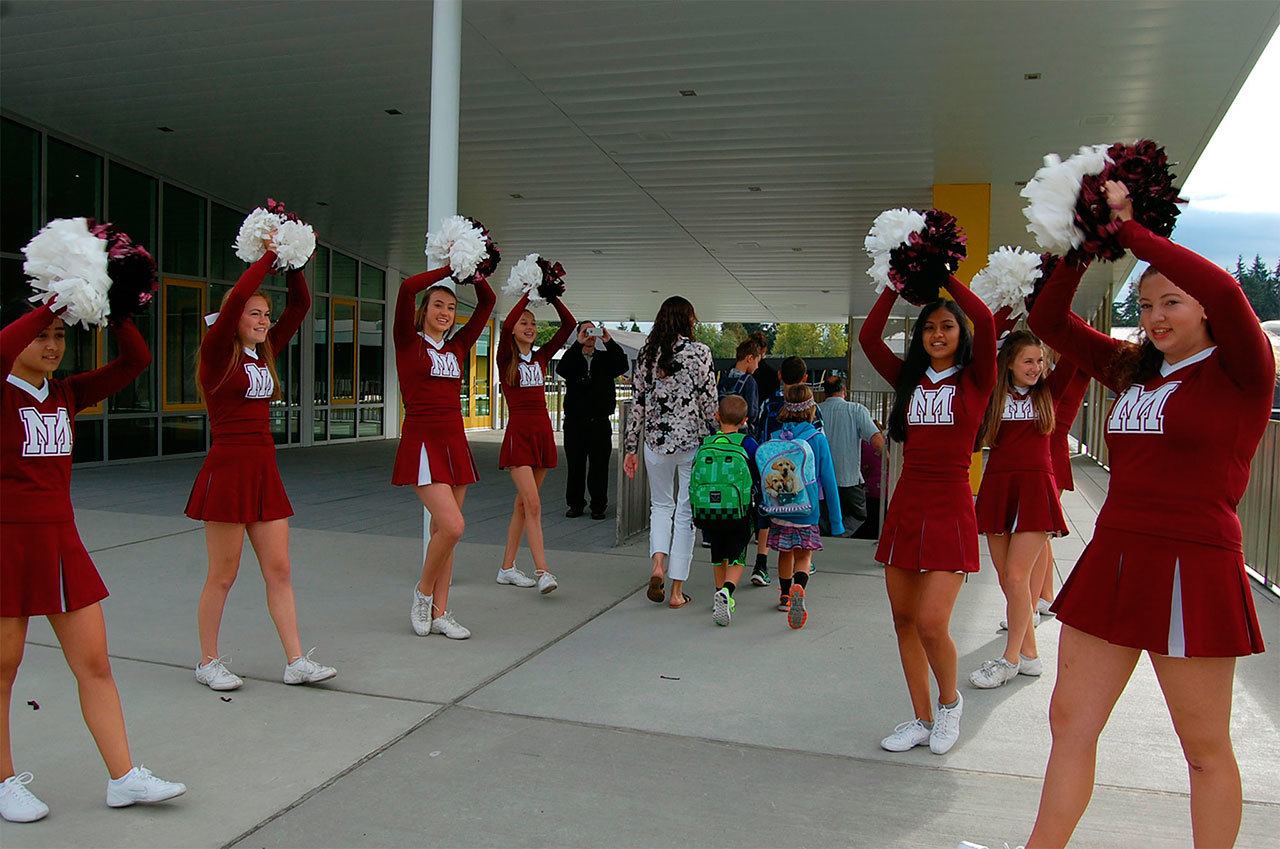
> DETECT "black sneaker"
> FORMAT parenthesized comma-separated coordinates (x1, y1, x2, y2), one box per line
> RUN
(750, 566, 770, 587)
(566, 506, 585, 518)
(590, 507, 607, 520)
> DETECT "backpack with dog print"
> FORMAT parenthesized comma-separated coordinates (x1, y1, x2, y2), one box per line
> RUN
(755, 429, 817, 517)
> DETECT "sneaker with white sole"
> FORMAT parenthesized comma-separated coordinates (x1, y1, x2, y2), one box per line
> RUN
(194, 656, 242, 691)
(283, 648, 337, 685)
(496, 566, 537, 588)
(536, 571, 558, 594)
(411, 587, 433, 636)
(430, 611, 471, 640)
(929, 694, 964, 754)
(0, 772, 48, 823)
(106, 766, 186, 808)
(998, 610, 1041, 631)
(969, 657, 1020, 689)
(1018, 654, 1043, 677)
(750, 566, 770, 587)
(1037, 598, 1055, 617)
(880, 719, 931, 752)
(712, 588, 735, 626)
(787, 584, 808, 630)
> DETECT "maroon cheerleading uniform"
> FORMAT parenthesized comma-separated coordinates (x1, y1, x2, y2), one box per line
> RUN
(391, 268, 496, 487)
(185, 251, 310, 523)
(859, 277, 996, 572)
(496, 293, 575, 470)
(1049, 364, 1089, 491)
(1029, 220, 1271, 657)
(2, 306, 150, 616)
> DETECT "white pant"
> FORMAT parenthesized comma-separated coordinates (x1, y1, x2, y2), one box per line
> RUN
(644, 444, 696, 582)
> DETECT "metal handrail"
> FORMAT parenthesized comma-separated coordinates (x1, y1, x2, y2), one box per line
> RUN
(614, 400, 650, 545)
(1240, 420, 1279, 590)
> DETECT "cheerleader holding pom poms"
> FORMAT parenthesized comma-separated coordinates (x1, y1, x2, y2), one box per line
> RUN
(395, 216, 499, 640)
(494, 256, 576, 594)
(858, 208, 996, 756)
(187, 201, 336, 690)
(1, 220, 184, 823)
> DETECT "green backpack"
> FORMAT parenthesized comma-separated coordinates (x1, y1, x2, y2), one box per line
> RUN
(689, 432, 753, 525)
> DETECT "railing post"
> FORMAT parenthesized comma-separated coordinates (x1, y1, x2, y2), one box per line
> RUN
(614, 399, 650, 545)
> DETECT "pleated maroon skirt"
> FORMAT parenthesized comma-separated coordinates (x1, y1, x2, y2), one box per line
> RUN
(876, 473, 980, 573)
(975, 470, 1069, 536)
(393, 417, 479, 487)
(185, 443, 294, 523)
(1, 521, 109, 617)
(499, 413, 558, 470)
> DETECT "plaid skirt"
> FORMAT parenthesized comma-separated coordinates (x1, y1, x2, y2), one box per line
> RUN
(768, 521, 823, 552)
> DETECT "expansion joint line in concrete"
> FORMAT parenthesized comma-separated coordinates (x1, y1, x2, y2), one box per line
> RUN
(86, 525, 203, 554)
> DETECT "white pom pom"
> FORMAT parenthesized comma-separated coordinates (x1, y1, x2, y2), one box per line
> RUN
(1020, 144, 1110, 254)
(272, 219, 315, 270)
(972, 246, 1044, 318)
(864, 208, 926, 291)
(235, 208, 283, 264)
(22, 218, 112, 328)
(503, 254, 542, 297)
(425, 215, 487, 281)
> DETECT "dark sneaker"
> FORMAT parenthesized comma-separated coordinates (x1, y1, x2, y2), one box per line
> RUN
(750, 566, 771, 587)
(566, 506, 585, 518)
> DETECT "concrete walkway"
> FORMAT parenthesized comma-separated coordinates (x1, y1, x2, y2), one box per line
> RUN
(5, 440, 1278, 848)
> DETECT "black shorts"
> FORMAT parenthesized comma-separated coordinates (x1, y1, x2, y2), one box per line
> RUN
(702, 517, 754, 566)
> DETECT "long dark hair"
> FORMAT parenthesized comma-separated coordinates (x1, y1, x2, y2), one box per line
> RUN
(638, 296, 696, 377)
(887, 298, 973, 443)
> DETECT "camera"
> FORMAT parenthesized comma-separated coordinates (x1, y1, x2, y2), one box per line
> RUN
(586, 327, 605, 338)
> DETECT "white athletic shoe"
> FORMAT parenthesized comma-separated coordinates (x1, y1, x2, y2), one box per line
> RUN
(411, 587, 433, 636)
(283, 648, 337, 685)
(106, 766, 186, 808)
(496, 566, 537, 588)
(879, 719, 931, 752)
(0, 772, 48, 823)
(1018, 654, 1043, 677)
(430, 611, 471, 640)
(536, 571, 558, 594)
(194, 656, 243, 691)
(930, 694, 963, 754)
(1037, 598, 1055, 617)
(998, 611, 1041, 631)
(712, 588, 732, 626)
(969, 658, 1020, 689)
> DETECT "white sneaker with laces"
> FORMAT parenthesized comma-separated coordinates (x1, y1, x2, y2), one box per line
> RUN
(998, 611, 1041, 631)
(496, 566, 537, 588)
(930, 694, 963, 754)
(0, 772, 48, 823)
(411, 587, 433, 636)
(969, 658, 1020, 689)
(194, 656, 242, 691)
(430, 611, 471, 639)
(1018, 654, 1043, 677)
(1037, 598, 1055, 616)
(283, 647, 337, 685)
(536, 571, 558, 594)
(879, 718, 931, 752)
(106, 766, 186, 808)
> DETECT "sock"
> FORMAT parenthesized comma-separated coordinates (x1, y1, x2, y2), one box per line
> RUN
(921, 719, 933, 730)
(755, 553, 768, 571)
(939, 697, 959, 710)
(723, 581, 736, 596)
(779, 577, 793, 597)
(793, 571, 809, 589)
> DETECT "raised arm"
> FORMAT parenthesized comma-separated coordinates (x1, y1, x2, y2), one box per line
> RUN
(267, 267, 312, 352)
(496, 293, 529, 380)
(992, 305, 1018, 341)
(1, 303, 58, 377)
(944, 275, 997, 395)
(452, 276, 497, 353)
(858, 288, 903, 385)
(536, 297, 577, 367)
(66, 318, 151, 412)
(1027, 259, 1126, 391)
(1052, 361, 1090, 430)
(204, 251, 277, 360)
(394, 266, 453, 350)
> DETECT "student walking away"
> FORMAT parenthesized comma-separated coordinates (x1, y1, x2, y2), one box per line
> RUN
(856, 425, 886, 539)
(717, 336, 765, 424)
(559, 320, 628, 519)
(817, 375, 885, 537)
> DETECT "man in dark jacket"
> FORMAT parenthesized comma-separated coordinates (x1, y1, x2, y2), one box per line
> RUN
(557, 322, 629, 519)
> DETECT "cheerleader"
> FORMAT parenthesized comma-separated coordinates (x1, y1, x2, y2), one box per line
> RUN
(393, 267, 496, 639)
(858, 276, 996, 756)
(1022, 181, 1271, 848)
(187, 243, 336, 690)
(2, 301, 184, 822)
(1038, 357, 1090, 611)
(495, 291, 575, 594)
(969, 325, 1075, 689)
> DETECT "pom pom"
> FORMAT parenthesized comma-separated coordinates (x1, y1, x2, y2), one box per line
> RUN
(864, 208, 926, 293)
(272, 219, 316, 270)
(234, 207, 283, 264)
(1020, 144, 1109, 256)
(971, 246, 1045, 318)
(534, 257, 566, 303)
(22, 218, 112, 328)
(234, 200, 314, 270)
(464, 217, 500, 282)
(1023, 253, 1060, 314)
(425, 215, 488, 283)
(503, 254, 543, 297)
(866, 208, 967, 306)
(87, 221, 157, 322)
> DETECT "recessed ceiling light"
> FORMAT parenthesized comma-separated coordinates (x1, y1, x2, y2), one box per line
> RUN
(1014, 180, 1029, 187)
(735, 241, 760, 248)
(791, 247, 803, 252)
(509, 193, 523, 199)
(1023, 72, 1042, 81)
(650, 289, 659, 293)
(384, 108, 403, 115)
(747, 186, 763, 192)
(316, 201, 329, 207)
(679, 89, 697, 97)
(591, 249, 604, 255)
(157, 126, 175, 133)
(820, 289, 831, 294)
(1081, 114, 1115, 127)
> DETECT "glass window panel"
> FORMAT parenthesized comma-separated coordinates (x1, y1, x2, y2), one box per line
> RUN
(162, 415, 206, 455)
(311, 246, 329, 293)
(164, 282, 203, 407)
(209, 283, 230, 313)
(331, 251, 357, 297)
(359, 407, 383, 438)
(289, 411, 300, 445)
(46, 137, 103, 222)
(360, 264, 385, 300)
(330, 407, 355, 439)
(209, 203, 243, 282)
(107, 163, 157, 254)
(358, 301, 383, 404)
(2, 257, 26, 306)
(161, 185, 205, 276)
(312, 297, 328, 404)
(271, 408, 288, 445)
(331, 299, 356, 403)
(108, 416, 157, 460)
(1, 118, 41, 255)
(474, 325, 491, 418)
(459, 345, 471, 417)
(313, 409, 328, 441)
(288, 338, 301, 406)
(109, 302, 156, 413)
(72, 419, 103, 464)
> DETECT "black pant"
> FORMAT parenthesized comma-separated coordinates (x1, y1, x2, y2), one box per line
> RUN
(818, 484, 868, 537)
(564, 416, 613, 511)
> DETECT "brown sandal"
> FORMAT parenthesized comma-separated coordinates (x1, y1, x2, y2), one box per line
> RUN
(669, 593, 693, 610)
(647, 575, 665, 603)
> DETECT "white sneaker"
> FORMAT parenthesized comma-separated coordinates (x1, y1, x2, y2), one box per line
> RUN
(998, 611, 1041, 631)
(496, 566, 537, 588)
(712, 588, 732, 626)
(106, 766, 186, 808)
(0, 772, 48, 823)
(194, 656, 243, 691)
(283, 648, 337, 685)
(411, 586, 433, 636)
(880, 718, 931, 752)
(969, 658, 1020, 689)
(1018, 654, 1043, 677)
(536, 571, 558, 594)
(430, 611, 471, 640)
(930, 694, 963, 754)
(1037, 598, 1055, 617)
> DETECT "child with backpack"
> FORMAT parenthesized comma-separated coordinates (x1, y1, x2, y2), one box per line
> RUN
(757, 384, 843, 629)
(690, 395, 760, 627)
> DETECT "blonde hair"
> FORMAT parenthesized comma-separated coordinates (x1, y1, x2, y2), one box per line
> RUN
(777, 384, 817, 423)
(197, 289, 281, 402)
(979, 331, 1054, 446)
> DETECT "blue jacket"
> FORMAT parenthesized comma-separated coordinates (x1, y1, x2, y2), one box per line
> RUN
(765, 421, 843, 535)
